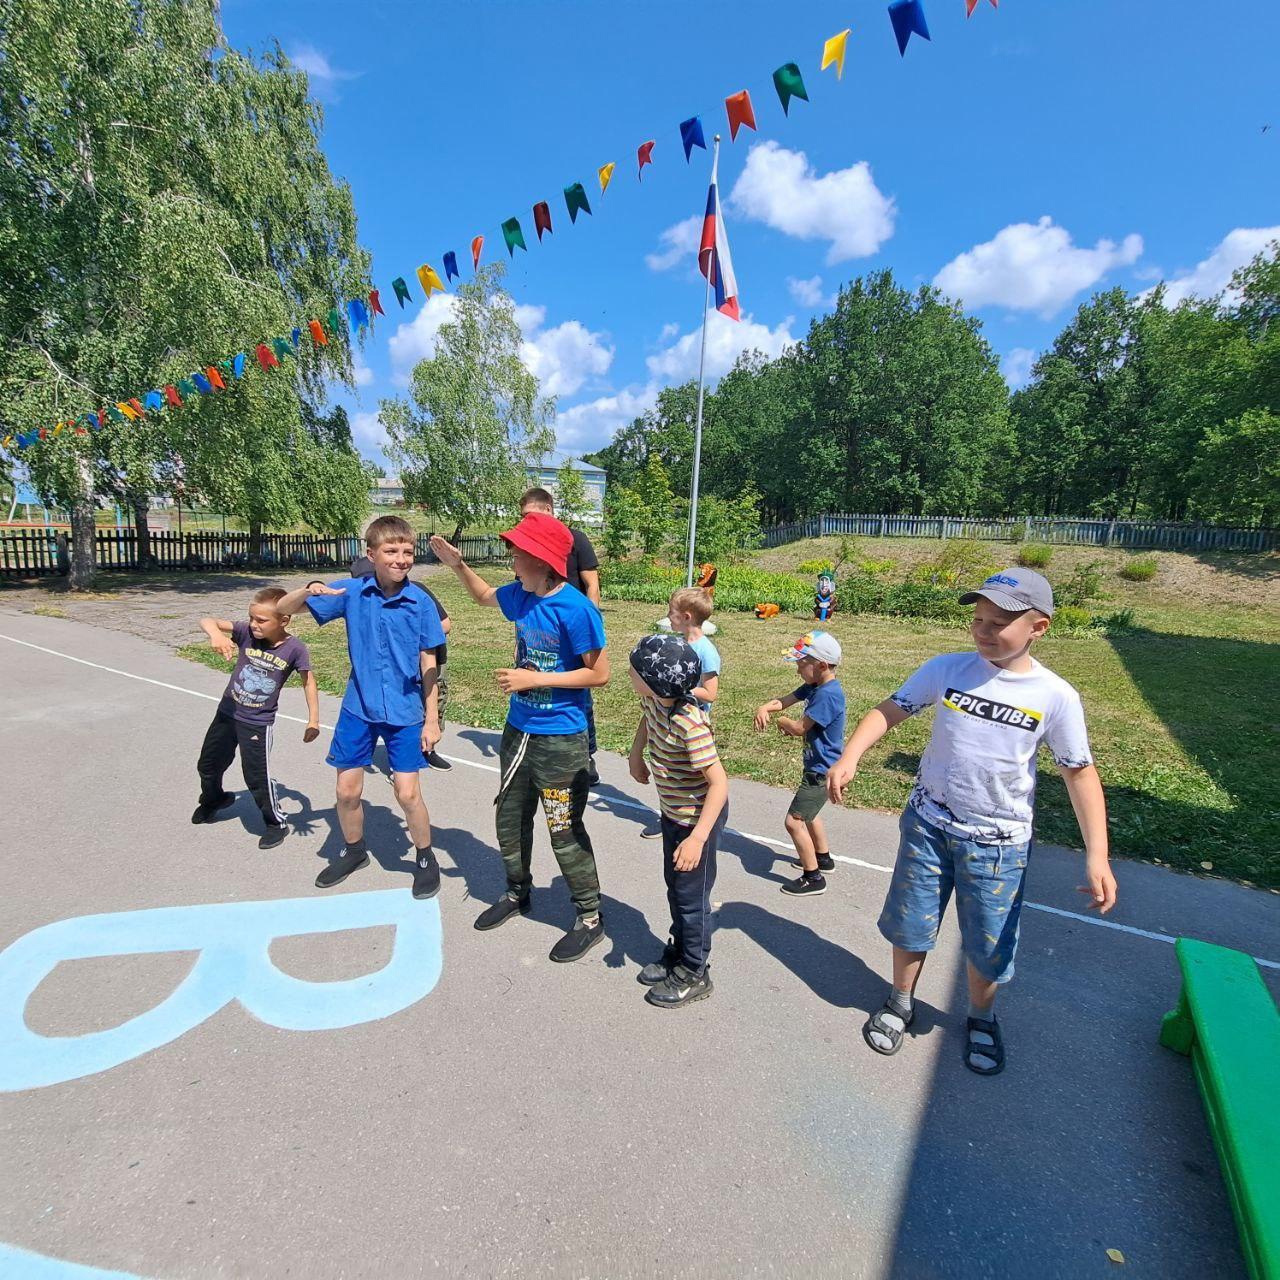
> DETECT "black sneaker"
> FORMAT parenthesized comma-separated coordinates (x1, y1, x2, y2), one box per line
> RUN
(638, 944, 681, 986)
(586, 758, 600, 786)
(258, 824, 288, 850)
(474, 892, 531, 931)
(549, 914, 604, 963)
(315, 848, 370, 889)
(780, 872, 827, 897)
(645, 964, 713, 1009)
(793, 853, 836, 873)
(191, 793, 234, 825)
(639, 826, 663, 841)
(426, 751, 452, 771)
(412, 852, 441, 899)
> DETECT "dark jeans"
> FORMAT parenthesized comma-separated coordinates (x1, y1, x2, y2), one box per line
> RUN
(585, 693, 597, 757)
(197, 709, 283, 829)
(495, 723, 600, 915)
(660, 803, 727, 975)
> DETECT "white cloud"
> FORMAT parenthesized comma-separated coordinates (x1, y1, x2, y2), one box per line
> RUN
(554, 385, 661, 453)
(287, 44, 359, 100)
(645, 311, 798, 383)
(645, 216, 701, 272)
(1149, 226, 1280, 307)
(787, 275, 831, 307)
(387, 295, 611, 399)
(351, 350, 373, 388)
(728, 141, 895, 264)
(350, 409, 386, 457)
(1000, 347, 1037, 389)
(933, 216, 1143, 317)
(657, 321, 680, 343)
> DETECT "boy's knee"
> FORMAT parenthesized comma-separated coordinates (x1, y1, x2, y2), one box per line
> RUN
(784, 811, 804, 831)
(392, 775, 422, 810)
(336, 775, 363, 806)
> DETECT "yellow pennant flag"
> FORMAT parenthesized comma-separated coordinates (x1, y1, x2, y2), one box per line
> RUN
(118, 401, 139, 420)
(598, 162, 616, 195)
(821, 28, 851, 79)
(417, 263, 447, 297)
(53, 420, 67, 435)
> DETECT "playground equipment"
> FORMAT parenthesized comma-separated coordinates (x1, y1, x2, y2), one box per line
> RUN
(814, 572, 836, 621)
(1160, 937, 1280, 1279)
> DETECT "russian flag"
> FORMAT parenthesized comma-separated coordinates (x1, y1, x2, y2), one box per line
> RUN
(698, 154, 740, 322)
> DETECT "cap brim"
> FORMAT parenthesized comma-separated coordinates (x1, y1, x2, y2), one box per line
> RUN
(959, 587, 1044, 615)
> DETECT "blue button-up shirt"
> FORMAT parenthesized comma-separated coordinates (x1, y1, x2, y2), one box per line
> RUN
(308, 577, 445, 727)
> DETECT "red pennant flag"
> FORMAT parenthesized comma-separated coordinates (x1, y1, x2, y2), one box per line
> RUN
(966, 0, 997, 13)
(97, 408, 107, 427)
(308, 319, 328, 346)
(369, 288, 385, 317)
(205, 366, 225, 391)
(471, 235, 484, 270)
(256, 343, 279, 371)
(164, 385, 182, 408)
(637, 139, 655, 179)
(725, 90, 757, 141)
(533, 202, 553, 241)
(129, 398, 146, 418)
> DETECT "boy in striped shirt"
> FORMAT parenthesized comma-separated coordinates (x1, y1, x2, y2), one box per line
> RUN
(627, 634, 729, 1008)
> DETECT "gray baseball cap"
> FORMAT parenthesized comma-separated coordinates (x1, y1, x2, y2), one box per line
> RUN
(960, 568, 1055, 617)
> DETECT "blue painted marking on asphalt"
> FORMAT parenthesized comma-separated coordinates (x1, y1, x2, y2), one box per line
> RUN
(0, 1243, 147, 1278)
(0, 890, 442, 1092)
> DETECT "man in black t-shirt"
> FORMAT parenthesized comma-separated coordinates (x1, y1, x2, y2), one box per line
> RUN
(520, 486, 602, 782)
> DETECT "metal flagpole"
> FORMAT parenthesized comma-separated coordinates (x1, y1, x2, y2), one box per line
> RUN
(686, 134, 720, 588)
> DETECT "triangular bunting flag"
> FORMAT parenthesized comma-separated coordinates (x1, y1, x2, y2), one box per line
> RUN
(177, 377, 198, 398)
(117, 401, 139, 420)
(271, 337, 293, 361)
(889, 0, 930, 55)
(724, 90, 757, 141)
(773, 63, 809, 114)
(392, 277, 412, 308)
(144, 390, 164, 413)
(442, 252, 459, 282)
(309, 319, 329, 346)
(254, 346, 277, 372)
(347, 298, 369, 330)
(106, 404, 127, 423)
(128, 398, 146, 417)
(193, 373, 213, 395)
(205, 367, 224, 391)
(533, 202, 553, 241)
(563, 183, 592, 223)
(326, 307, 343, 336)
(369, 288, 385, 316)
(232, 353, 246, 379)
(680, 116, 706, 162)
(598, 162, 615, 194)
(471, 236, 484, 270)
(637, 140, 655, 179)
(165, 385, 183, 408)
(965, 0, 997, 13)
(502, 218, 527, 255)
(821, 28, 851, 78)
(417, 263, 447, 296)
(291, 327, 302, 348)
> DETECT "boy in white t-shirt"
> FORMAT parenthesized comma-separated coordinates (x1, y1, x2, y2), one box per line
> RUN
(826, 567, 1117, 1076)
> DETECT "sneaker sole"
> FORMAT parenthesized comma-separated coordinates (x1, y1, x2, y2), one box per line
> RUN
(191, 795, 235, 825)
(258, 830, 288, 850)
(780, 884, 827, 897)
(474, 902, 531, 931)
(314, 853, 370, 889)
(549, 928, 605, 963)
(645, 983, 714, 1009)
(412, 879, 441, 900)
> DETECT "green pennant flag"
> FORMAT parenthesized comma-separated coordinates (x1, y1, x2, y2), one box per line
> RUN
(271, 337, 293, 361)
(177, 377, 197, 399)
(563, 182, 592, 224)
(773, 62, 809, 115)
(217, 358, 234, 380)
(326, 306, 343, 336)
(502, 217, 527, 255)
(106, 404, 127, 424)
(392, 276, 412, 308)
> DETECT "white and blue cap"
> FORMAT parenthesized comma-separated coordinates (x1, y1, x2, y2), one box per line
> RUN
(960, 568, 1055, 618)
(783, 630, 843, 665)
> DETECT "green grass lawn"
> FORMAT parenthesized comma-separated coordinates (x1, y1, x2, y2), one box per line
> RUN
(181, 555, 1279, 890)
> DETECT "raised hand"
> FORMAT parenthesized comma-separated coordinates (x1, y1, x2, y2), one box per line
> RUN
(429, 535, 462, 568)
(307, 582, 345, 597)
(211, 636, 236, 662)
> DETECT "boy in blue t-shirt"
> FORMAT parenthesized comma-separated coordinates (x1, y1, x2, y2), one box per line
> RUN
(273, 516, 445, 899)
(430, 512, 610, 965)
(754, 631, 847, 897)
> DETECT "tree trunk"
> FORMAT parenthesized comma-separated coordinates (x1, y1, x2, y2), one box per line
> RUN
(68, 496, 96, 590)
(249, 518, 264, 565)
(131, 492, 152, 568)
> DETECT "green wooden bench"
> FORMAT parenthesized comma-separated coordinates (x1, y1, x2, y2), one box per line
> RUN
(1160, 937, 1280, 1280)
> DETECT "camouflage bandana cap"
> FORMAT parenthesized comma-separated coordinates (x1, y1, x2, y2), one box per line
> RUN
(629, 633, 703, 701)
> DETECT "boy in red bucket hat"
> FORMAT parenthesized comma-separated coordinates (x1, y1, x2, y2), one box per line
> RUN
(430, 513, 610, 963)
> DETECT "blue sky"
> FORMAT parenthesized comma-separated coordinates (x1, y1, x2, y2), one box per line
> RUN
(222, 0, 1280, 464)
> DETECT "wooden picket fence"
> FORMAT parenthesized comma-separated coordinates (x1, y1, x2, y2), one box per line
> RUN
(760, 513, 1279, 554)
(0, 527, 510, 579)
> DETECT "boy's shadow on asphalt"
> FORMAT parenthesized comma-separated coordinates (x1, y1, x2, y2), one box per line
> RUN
(456, 727, 500, 759)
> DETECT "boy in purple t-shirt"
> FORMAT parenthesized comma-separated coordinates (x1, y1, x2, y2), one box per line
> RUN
(192, 586, 320, 848)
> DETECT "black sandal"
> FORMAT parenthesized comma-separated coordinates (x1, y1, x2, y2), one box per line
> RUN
(964, 1016, 1005, 1076)
(862, 1002, 915, 1056)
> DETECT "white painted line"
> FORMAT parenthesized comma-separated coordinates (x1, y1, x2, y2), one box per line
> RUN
(4, 629, 1277, 971)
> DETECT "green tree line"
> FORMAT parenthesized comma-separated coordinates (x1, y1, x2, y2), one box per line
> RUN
(590, 252, 1280, 530)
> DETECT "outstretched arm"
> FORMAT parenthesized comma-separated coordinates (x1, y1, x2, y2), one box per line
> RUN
(827, 699, 911, 802)
(753, 691, 800, 731)
(200, 617, 236, 662)
(276, 581, 344, 616)
(429, 536, 499, 607)
(1060, 763, 1116, 913)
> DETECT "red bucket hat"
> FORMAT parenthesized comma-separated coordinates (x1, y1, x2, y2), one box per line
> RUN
(500, 511, 573, 579)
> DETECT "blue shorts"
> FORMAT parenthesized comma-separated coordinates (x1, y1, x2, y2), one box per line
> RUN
(877, 805, 1031, 984)
(326, 709, 427, 774)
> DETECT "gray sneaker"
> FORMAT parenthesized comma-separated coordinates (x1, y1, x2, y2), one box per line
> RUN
(645, 964, 713, 1009)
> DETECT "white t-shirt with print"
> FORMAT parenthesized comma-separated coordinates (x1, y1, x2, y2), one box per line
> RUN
(891, 652, 1093, 845)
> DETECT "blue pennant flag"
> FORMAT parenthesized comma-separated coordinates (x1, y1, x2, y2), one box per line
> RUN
(232, 352, 246, 379)
(680, 116, 707, 162)
(291, 327, 302, 348)
(346, 298, 369, 330)
(889, 0, 930, 56)
(143, 390, 165, 413)
(443, 251, 459, 282)
(193, 372, 213, 395)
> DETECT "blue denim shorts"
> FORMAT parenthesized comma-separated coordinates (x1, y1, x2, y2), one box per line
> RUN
(877, 805, 1031, 983)
(326, 709, 427, 774)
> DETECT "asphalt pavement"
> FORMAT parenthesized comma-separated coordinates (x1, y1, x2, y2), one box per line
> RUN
(0, 610, 1276, 1280)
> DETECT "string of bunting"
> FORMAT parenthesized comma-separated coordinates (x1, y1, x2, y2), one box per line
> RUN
(4, 0, 996, 455)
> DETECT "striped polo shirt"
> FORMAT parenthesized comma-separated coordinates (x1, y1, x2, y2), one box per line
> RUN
(642, 698, 720, 825)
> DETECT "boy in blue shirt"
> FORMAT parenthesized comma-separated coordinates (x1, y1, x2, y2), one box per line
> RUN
(274, 516, 445, 899)
(430, 512, 609, 964)
(754, 631, 847, 897)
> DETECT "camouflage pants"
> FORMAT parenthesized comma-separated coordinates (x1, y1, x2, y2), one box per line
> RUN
(495, 723, 600, 916)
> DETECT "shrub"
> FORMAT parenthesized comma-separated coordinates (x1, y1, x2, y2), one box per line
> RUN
(1119, 557, 1158, 582)
(838, 574, 888, 615)
(796, 558, 835, 575)
(1054, 560, 1106, 607)
(881, 581, 968, 622)
(859, 557, 894, 575)
(1093, 608, 1138, 633)
(1016, 543, 1054, 568)
(914, 539, 997, 588)
(1052, 605, 1094, 632)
